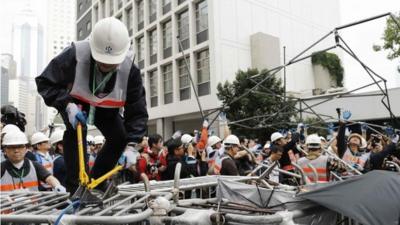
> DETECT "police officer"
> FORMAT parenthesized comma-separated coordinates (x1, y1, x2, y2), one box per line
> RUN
(36, 17, 148, 193)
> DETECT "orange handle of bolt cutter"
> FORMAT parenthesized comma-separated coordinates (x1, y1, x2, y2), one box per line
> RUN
(77, 122, 90, 185)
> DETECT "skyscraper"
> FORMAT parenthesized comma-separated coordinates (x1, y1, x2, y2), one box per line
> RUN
(10, 5, 47, 134)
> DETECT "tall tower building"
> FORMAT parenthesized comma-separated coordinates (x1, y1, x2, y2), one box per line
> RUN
(10, 5, 47, 134)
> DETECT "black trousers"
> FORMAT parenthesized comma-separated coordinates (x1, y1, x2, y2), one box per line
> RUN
(62, 108, 127, 194)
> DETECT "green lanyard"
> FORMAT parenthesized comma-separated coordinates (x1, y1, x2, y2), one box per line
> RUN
(87, 64, 115, 125)
(11, 168, 25, 189)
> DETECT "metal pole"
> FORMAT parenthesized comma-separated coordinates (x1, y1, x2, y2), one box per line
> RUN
(283, 46, 286, 102)
(176, 36, 205, 121)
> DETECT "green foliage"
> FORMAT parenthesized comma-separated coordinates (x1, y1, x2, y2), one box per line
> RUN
(373, 12, 400, 72)
(216, 68, 297, 142)
(311, 52, 344, 87)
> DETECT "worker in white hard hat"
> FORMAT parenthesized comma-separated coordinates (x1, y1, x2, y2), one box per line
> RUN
(88, 135, 105, 172)
(0, 131, 65, 193)
(36, 17, 148, 193)
(1, 124, 22, 162)
(297, 134, 331, 183)
(271, 129, 300, 172)
(31, 132, 54, 191)
(50, 129, 66, 186)
(217, 135, 241, 175)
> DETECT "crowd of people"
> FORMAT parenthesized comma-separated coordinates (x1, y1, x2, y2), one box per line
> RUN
(1, 104, 399, 195)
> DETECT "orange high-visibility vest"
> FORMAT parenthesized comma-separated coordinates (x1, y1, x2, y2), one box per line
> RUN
(297, 155, 329, 182)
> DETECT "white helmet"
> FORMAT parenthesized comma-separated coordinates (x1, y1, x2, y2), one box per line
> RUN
(264, 142, 271, 149)
(223, 135, 240, 147)
(207, 136, 222, 147)
(271, 132, 284, 143)
(87, 135, 94, 144)
(30, 132, 49, 145)
(89, 17, 130, 64)
(50, 130, 64, 145)
(1, 124, 20, 135)
(3, 131, 28, 146)
(94, 135, 105, 145)
(306, 134, 321, 149)
(181, 134, 194, 144)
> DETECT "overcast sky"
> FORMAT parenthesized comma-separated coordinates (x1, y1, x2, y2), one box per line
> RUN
(1, 0, 399, 91)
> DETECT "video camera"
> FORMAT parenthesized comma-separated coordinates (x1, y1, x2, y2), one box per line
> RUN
(1, 105, 27, 132)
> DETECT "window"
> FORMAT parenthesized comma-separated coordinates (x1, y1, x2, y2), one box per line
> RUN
(109, 0, 114, 16)
(149, 29, 157, 65)
(196, 49, 210, 96)
(86, 21, 91, 31)
(126, 7, 133, 35)
(162, 20, 172, 58)
(137, 36, 144, 69)
(178, 0, 186, 5)
(177, 10, 189, 50)
(178, 57, 190, 100)
(196, 1, 208, 44)
(78, 29, 83, 38)
(137, 0, 144, 30)
(149, 70, 158, 107)
(149, 0, 157, 23)
(163, 64, 173, 104)
(162, 0, 171, 14)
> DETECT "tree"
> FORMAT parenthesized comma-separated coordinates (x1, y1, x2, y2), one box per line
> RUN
(216, 68, 296, 143)
(373, 12, 400, 72)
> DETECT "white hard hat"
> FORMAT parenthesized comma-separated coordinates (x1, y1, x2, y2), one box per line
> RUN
(264, 142, 271, 149)
(1, 124, 20, 135)
(306, 134, 321, 149)
(89, 17, 130, 64)
(50, 130, 64, 145)
(207, 136, 222, 147)
(94, 135, 105, 145)
(30, 132, 50, 145)
(87, 135, 94, 144)
(271, 132, 284, 143)
(223, 135, 240, 146)
(3, 131, 28, 146)
(181, 134, 194, 144)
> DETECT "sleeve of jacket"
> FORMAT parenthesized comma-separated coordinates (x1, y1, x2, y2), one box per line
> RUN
(124, 65, 149, 143)
(285, 133, 299, 153)
(35, 46, 76, 112)
(337, 123, 346, 158)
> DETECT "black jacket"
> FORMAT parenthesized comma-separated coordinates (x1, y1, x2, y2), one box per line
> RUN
(35, 43, 148, 143)
(163, 155, 197, 180)
(368, 143, 396, 170)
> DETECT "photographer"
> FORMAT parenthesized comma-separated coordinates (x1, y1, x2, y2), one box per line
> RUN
(368, 134, 399, 171)
(136, 134, 165, 181)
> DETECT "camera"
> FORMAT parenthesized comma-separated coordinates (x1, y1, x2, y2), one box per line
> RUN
(371, 134, 381, 143)
(147, 161, 160, 173)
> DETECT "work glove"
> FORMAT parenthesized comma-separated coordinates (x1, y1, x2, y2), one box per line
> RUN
(66, 103, 86, 129)
(342, 110, 352, 121)
(391, 134, 399, 144)
(202, 119, 209, 128)
(54, 184, 67, 193)
(352, 163, 363, 171)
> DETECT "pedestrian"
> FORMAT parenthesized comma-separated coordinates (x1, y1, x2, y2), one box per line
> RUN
(50, 129, 66, 186)
(219, 135, 241, 176)
(36, 17, 148, 193)
(31, 132, 54, 191)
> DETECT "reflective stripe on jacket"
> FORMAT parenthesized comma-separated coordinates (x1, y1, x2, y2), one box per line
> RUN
(0, 160, 39, 191)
